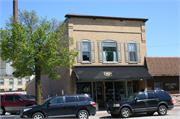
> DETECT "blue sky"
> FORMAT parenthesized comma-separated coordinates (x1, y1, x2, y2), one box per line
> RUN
(0, 0, 179, 56)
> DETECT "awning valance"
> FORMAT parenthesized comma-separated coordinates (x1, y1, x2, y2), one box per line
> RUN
(73, 66, 153, 81)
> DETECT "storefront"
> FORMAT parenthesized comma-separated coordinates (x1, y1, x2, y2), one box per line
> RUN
(74, 66, 152, 107)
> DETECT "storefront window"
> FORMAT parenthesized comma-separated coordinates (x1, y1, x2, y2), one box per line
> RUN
(114, 81, 126, 101)
(76, 82, 92, 97)
(105, 82, 114, 102)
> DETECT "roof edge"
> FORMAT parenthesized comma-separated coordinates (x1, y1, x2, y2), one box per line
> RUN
(65, 13, 148, 22)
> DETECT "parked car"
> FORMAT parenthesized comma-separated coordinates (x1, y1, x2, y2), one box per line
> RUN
(20, 94, 96, 119)
(0, 94, 38, 115)
(106, 90, 174, 118)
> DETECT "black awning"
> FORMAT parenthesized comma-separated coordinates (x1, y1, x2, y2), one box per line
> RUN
(73, 66, 153, 80)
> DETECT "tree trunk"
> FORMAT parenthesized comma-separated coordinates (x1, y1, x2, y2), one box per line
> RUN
(35, 59, 41, 105)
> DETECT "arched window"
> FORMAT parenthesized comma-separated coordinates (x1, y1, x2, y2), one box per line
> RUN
(98, 40, 122, 63)
(76, 40, 95, 63)
(124, 41, 141, 63)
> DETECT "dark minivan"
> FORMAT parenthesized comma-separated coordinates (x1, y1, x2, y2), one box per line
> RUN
(20, 94, 96, 119)
(106, 90, 174, 118)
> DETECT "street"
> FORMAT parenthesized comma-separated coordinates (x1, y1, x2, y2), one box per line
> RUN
(1, 106, 180, 119)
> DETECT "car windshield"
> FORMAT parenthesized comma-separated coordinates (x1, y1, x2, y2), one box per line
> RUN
(40, 97, 52, 105)
(123, 92, 138, 100)
(21, 95, 35, 100)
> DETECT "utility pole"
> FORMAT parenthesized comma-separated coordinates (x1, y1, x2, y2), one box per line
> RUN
(13, 0, 18, 22)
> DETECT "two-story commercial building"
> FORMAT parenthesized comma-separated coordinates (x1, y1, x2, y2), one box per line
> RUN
(26, 14, 153, 107)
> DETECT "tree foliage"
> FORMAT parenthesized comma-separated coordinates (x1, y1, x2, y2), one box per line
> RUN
(0, 10, 78, 104)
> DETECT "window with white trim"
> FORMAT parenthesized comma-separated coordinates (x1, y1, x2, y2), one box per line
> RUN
(17, 78, 22, 85)
(82, 42, 90, 61)
(124, 41, 141, 63)
(9, 78, 14, 85)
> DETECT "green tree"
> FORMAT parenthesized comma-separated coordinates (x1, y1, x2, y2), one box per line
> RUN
(0, 10, 78, 105)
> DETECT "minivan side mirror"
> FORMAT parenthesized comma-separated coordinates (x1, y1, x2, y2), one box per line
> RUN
(135, 97, 139, 101)
(19, 98, 23, 101)
(47, 102, 51, 107)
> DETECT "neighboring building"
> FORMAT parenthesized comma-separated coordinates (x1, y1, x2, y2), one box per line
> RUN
(146, 57, 180, 94)
(26, 14, 153, 106)
(0, 49, 34, 94)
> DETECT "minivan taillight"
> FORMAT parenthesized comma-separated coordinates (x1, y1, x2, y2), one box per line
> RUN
(171, 99, 173, 103)
(91, 102, 96, 107)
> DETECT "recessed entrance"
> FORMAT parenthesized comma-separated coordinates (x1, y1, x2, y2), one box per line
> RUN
(96, 84, 104, 107)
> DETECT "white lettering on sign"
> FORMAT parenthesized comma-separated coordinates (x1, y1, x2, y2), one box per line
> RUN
(165, 83, 177, 89)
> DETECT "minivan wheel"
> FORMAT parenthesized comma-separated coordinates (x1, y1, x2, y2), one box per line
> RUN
(120, 107, 130, 118)
(158, 105, 167, 115)
(0, 107, 5, 115)
(78, 110, 89, 119)
(32, 112, 44, 119)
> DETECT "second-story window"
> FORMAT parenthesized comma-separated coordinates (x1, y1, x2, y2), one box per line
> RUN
(98, 40, 122, 63)
(9, 78, 14, 85)
(82, 42, 90, 61)
(26, 78, 30, 84)
(0, 79, 4, 85)
(124, 41, 141, 63)
(129, 43, 136, 61)
(77, 40, 95, 63)
(17, 78, 22, 85)
(103, 42, 117, 62)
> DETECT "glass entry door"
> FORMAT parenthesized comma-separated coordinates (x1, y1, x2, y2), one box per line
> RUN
(96, 84, 104, 107)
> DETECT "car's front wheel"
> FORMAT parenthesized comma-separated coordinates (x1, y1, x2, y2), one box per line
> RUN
(158, 105, 167, 115)
(78, 110, 89, 119)
(120, 107, 130, 118)
(32, 112, 44, 119)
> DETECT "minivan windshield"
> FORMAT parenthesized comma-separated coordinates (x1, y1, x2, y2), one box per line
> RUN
(123, 92, 138, 100)
(40, 97, 52, 105)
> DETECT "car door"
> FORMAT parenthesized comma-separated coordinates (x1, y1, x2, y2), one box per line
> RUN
(13, 95, 26, 111)
(133, 92, 148, 112)
(4, 95, 14, 112)
(64, 96, 79, 117)
(47, 96, 65, 117)
(146, 92, 159, 111)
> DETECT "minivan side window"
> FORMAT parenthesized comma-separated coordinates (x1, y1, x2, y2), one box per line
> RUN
(79, 96, 87, 101)
(65, 96, 76, 103)
(148, 92, 155, 99)
(136, 93, 147, 100)
(5, 96, 13, 101)
(51, 97, 63, 104)
(14, 95, 21, 101)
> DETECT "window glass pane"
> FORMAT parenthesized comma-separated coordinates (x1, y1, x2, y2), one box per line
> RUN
(82, 42, 89, 51)
(83, 52, 89, 61)
(103, 42, 116, 47)
(114, 82, 126, 101)
(51, 97, 64, 104)
(103, 47, 117, 61)
(65, 96, 75, 103)
(148, 93, 155, 99)
(14, 96, 21, 101)
(79, 96, 87, 101)
(26, 78, 30, 84)
(76, 82, 92, 97)
(136, 93, 147, 100)
(129, 43, 135, 52)
(154, 82, 162, 90)
(105, 82, 114, 102)
(0, 79, 4, 85)
(18, 78, 22, 85)
(5, 96, 13, 101)
(9, 78, 14, 85)
(130, 52, 136, 61)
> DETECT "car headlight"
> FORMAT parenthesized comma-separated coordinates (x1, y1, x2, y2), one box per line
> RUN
(113, 104, 120, 107)
(23, 108, 32, 112)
